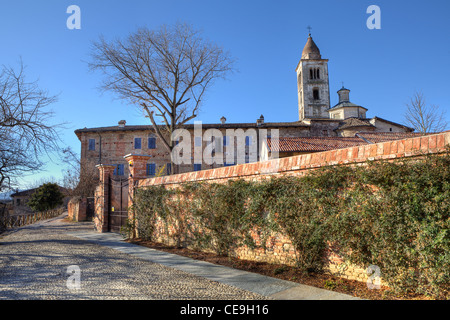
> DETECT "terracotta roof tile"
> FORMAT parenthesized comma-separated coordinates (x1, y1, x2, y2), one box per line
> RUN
(355, 132, 428, 143)
(266, 136, 368, 153)
(337, 118, 374, 130)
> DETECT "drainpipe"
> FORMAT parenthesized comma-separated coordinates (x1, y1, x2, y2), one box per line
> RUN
(355, 133, 372, 144)
(96, 131, 102, 165)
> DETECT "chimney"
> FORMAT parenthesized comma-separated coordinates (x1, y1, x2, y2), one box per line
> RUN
(118, 120, 126, 128)
(256, 114, 264, 126)
(220, 116, 226, 124)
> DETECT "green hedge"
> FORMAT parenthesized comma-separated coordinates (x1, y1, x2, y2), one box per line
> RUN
(133, 152, 450, 298)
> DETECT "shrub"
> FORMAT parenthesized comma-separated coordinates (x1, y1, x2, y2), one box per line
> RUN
(28, 183, 65, 212)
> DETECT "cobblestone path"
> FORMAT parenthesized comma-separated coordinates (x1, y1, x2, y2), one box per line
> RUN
(0, 214, 266, 300)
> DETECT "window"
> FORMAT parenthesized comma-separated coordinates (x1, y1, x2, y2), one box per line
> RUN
(194, 164, 202, 171)
(166, 163, 172, 175)
(313, 89, 320, 100)
(88, 139, 95, 151)
(134, 138, 142, 149)
(310, 69, 313, 79)
(148, 137, 156, 149)
(114, 164, 124, 176)
(245, 136, 252, 146)
(316, 68, 320, 79)
(147, 163, 156, 176)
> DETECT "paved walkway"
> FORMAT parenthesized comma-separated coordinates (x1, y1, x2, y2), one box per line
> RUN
(0, 213, 358, 300)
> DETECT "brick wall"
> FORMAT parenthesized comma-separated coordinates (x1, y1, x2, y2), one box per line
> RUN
(68, 197, 87, 222)
(129, 131, 450, 284)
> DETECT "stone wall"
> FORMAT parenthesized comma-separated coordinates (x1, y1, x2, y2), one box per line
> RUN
(67, 197, 87, 222)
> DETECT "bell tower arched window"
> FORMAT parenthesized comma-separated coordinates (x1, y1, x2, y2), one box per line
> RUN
(310, 68, 321, 80)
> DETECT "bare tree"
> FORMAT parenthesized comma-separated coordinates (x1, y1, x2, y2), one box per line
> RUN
(89, 22, 235, 173)
(61, 147, 98, 198)
(0, 60, 60, 191)
(404, 91, 448, 133)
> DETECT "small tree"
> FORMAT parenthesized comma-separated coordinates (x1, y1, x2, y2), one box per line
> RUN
(404, 91, 448, 133)
(28, 183, 65, 212)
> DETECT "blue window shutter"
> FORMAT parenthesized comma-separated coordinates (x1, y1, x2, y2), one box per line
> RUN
(166, 163, 172, 175)
(114, 164, 124, 176)
(194, 164, 201, 171)
(147, 163, 156, 176)
(151, 164, 156, 175)
(223, 136, 228, 146)
(135, 138, 142, 149)
(245, 136, 251, 146)
(148, 137, 156, 149)
(88, 139, 95, 151)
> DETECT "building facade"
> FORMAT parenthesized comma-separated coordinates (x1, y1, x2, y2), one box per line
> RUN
(75, 34, 414, 181)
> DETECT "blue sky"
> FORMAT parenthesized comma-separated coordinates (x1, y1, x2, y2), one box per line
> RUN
(1, 0, 449, 188)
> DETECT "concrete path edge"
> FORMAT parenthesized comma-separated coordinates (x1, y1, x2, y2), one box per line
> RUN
(68, 231, 360, 300)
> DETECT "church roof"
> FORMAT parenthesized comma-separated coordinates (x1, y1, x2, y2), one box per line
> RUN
(266, 136, 368, 153)
(337, 118, 374, 130)
(301, 34, 322, 59)
(355, 132, 427, 143)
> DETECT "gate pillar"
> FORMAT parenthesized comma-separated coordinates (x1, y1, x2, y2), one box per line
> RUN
(94, 164, 116, 232)
(124, 154, 152, 238)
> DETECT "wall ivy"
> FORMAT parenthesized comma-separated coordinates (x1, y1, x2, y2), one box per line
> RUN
(132, 151, 450, 299)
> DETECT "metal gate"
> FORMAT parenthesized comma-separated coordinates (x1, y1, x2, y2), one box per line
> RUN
(108, 178, 129, 233)
(86, 197, 95, 221)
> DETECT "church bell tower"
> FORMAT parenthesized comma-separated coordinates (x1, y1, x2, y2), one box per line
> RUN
(296, 33, 331, 120)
